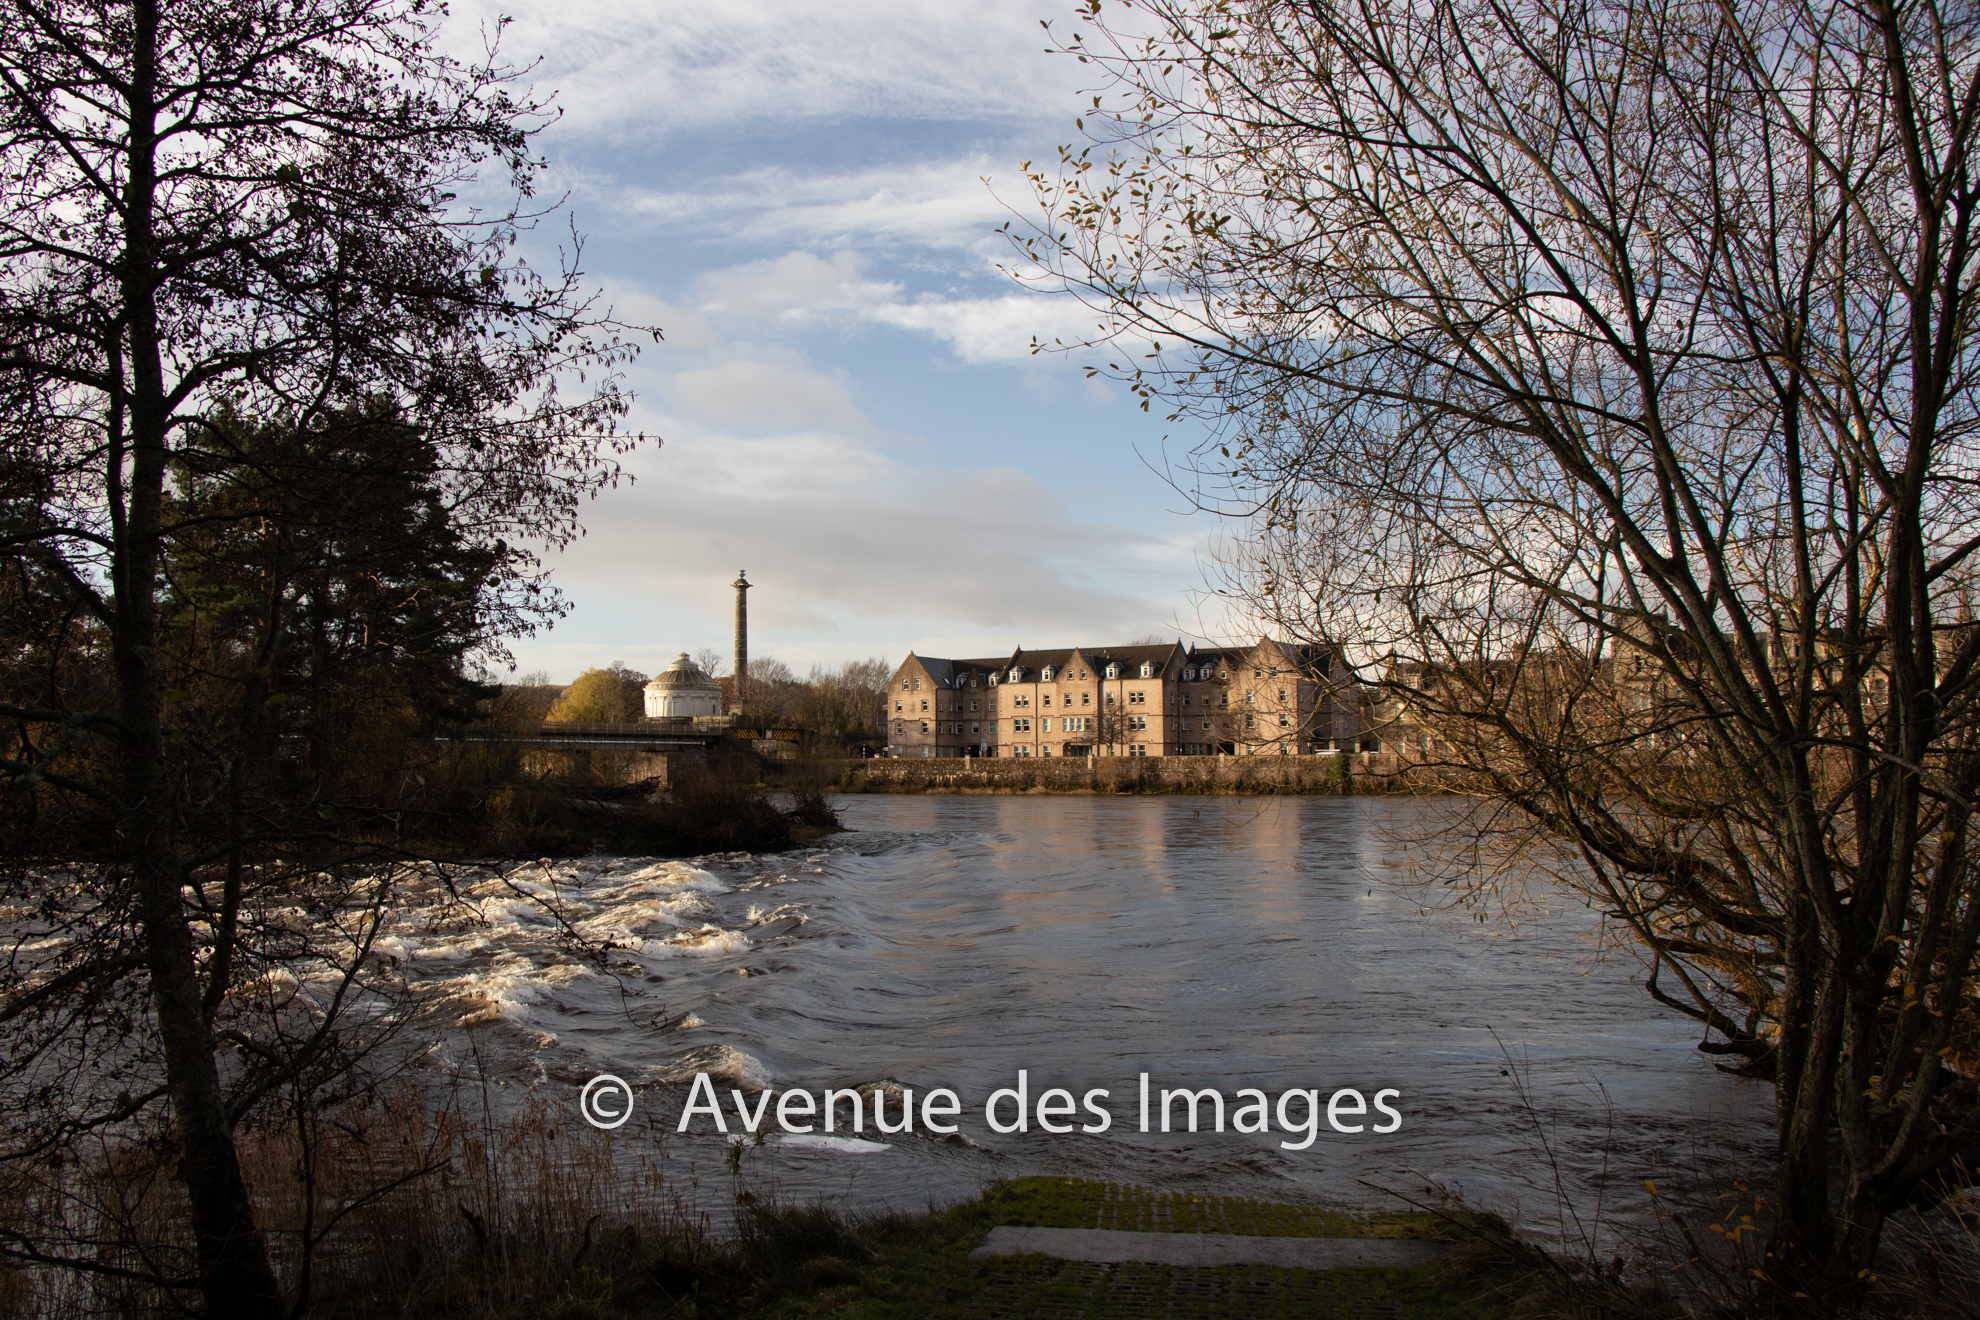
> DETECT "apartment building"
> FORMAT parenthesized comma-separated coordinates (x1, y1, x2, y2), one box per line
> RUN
(882, 639, 1365, 758)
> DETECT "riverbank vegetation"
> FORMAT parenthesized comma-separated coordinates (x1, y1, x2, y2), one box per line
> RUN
(0, 1086, 1708, 1320)
(0, 0, 670, 1307)
(1013, 0, 1980, 1305)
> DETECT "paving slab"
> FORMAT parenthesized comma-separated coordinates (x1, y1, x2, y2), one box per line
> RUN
(970, 1226, 1448, 1271)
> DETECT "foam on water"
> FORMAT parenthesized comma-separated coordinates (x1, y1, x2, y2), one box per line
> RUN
(160, 799, 1775, 1231)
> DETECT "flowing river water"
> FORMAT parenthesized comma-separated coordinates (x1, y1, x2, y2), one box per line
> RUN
(393, 794, 1775, 1236)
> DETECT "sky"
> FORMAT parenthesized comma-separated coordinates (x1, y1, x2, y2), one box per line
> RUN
(447, 0, 1242, 683)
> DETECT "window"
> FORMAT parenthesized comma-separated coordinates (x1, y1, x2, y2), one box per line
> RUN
(972, 723, 980, 734)
(1042, 744, 1054, 757)
(1105, 664, 1119, 679)
(1254, 669, 1262, 678)
(1202, 719, 1212, 730)
(988, 673, 998, 686)
(1128, 690, 1146, 704)
(1042, 665, 1055, 680)
(1140, 662, 1155, 678)
(913, 678, 921, 690)
(1246, 714, 1256, 728)
(1279, 713, 1289, 726)
(1043, 718, 1053, 732)
(1042, 694, 1052, 706)
(1219, 694, 1229, 707)
(1182, 694, 1192, 706)
(1079, 669, 1087, 679)
(902, 680, 910, 690)
(894, 700, 902, 712)
(1244, 692, 1254, 704)
(1278, 689, 1287, 702)
(1105, 693, 1116, 705)
(1081, 692, 1090, 706)
(895, 722, 903, 734)
(920, 700, 928, 711)
(1014, 718, 1032, 732)
(1009, 667, 1023, 682)
(970, 700, 979, 712)
(920, 721, 929, 733)
(1128, 715, 1148, 731)
(1182, 667, 1194, 681)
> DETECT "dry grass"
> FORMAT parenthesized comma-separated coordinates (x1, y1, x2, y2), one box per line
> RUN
(0, 1086, 705, 1319)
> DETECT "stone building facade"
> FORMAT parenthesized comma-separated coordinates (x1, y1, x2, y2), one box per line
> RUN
(882, 639, 1368, 758)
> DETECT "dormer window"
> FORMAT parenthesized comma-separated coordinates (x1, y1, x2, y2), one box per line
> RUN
(1105, 664, 1119, 679)
(1009, 668, 1023, 683)
(1183, 667, 1196, 681)
(1140, 662, 1155, 679)
(988, 674, 998, 687)
(1041, 665, 1055, 681)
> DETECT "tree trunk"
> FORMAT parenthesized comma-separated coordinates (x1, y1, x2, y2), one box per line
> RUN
(117, 3, 283, 1313)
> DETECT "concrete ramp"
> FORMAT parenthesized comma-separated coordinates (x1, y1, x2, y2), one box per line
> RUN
(970, 1226, 1447, 1271)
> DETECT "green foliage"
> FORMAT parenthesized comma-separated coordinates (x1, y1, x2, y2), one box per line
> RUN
(544, 663, 647, 723)
(1327, 752, 1350, 793)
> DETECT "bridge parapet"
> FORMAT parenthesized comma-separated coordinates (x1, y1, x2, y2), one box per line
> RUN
(503, 718, 812, 758)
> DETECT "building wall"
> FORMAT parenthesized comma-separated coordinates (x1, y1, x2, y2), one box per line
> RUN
(883, 655, 999, 759)
(854, 751, 1418, 793)
(882, 639, 1372, 759)
(644, 688, 721, 718)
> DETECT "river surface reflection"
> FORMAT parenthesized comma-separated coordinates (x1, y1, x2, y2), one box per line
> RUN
(418, 794, 1774, 1233)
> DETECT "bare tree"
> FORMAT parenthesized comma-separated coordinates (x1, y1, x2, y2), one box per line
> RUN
(798, 657, 892, 741)
(1014, 0, 1980, 1306)
(0, 1, 645, 1314)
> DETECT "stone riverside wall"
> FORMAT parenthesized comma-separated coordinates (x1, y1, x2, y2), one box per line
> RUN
(831, 752, 1428, 795)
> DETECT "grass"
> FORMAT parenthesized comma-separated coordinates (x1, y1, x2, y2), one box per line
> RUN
(705, 1177, 1498, 1320)
(0, 1085, 1710, 1319)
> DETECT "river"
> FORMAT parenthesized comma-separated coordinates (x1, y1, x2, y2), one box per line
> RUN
(392, 793, 1775, 1237)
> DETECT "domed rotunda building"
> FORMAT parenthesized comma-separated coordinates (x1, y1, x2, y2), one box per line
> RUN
(643, 653, 723, 718)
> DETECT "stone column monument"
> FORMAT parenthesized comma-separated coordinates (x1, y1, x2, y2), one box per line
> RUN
(731, 569, 750, 714)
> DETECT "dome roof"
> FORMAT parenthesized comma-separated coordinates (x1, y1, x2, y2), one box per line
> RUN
(646, 653, 720, 691)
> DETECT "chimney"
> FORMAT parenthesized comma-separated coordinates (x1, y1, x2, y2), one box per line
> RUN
(731, 570, 750, 713)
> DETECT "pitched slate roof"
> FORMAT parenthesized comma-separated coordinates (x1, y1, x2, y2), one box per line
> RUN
(902, 643, 1188, 684)
(901, 651, 1011, 688)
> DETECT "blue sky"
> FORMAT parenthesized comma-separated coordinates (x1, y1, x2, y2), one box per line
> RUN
(449, 0, 1238, 682)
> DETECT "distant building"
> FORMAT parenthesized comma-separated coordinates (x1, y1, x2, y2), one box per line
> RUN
(643, 653, 724, 718)
(882, 639, 1367, 758)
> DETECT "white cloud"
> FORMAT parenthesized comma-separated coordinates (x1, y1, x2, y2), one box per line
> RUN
(685, 248, 1114, 365)
(692, 251, 901, 320)
(445, 0, 1089, 139)
(868, 291, 1108, 365)
(672, 358, 872, 432)
(619, 157, 1021, 254)
(533, 416, 1188, 666)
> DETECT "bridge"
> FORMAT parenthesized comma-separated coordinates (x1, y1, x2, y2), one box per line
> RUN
(453, 716, 812, 760)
